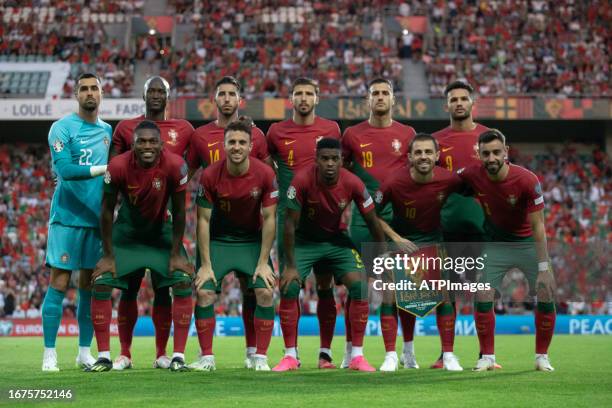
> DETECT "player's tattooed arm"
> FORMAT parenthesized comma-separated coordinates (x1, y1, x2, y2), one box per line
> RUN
(169, 189, 193, 276)
(195, 206, 215, 289)
(92, 190, 118, 282)
(280, 208, 301, 292)
(376, 216, 418, 254)
(254, 204, 277, 290)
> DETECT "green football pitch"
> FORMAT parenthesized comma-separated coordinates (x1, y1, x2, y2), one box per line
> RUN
(1, 336, 611, 407)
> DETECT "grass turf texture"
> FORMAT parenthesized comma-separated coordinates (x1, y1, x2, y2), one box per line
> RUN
(1, 336, 610, 407)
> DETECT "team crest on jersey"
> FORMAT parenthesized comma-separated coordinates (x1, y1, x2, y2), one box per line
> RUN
(374, 190, 383, 204)
(287, 186, 296, 200)
(152, 177, 162, 191)
(250, 187, 261, 199)
(391, 139, 402, 154)
(167, 129, 178, 146)
(60, 253, 69, 263)
(53, 139, 64, 152)
(507, 194, 517, 206)
(103, 136, 110, 147)
(103, 170, 111, 184)
(338, 199, 347, 210)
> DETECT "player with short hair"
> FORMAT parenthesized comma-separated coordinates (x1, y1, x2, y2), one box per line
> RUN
(42, 72, 112, 372)
(430, 80, 494, 369)
(457, 129, 556, 372)
(273, 138, 385, 372)
(87, 120, 193, 372)
(373, 133, 464, 371)
(110, 76, 194, 371)
(189, 117, 278, 372)
(186, 76, 271, 367)
(341, 77, 417, 369)
(267, 77, 342, 369)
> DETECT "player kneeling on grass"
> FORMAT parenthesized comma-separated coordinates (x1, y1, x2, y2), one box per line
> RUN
(457, 129, 557, 372)
(273, 138, 385, 372)
(190, 117, 278, 372)
(88, 120, 194, 372)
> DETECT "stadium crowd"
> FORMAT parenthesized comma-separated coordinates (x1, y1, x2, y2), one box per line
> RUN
(425, 0, 611, 96)
(0, 141, 609, 318)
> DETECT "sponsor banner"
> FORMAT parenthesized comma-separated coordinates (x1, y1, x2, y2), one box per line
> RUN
(0, 99, 145, 120)
(1, 315, 610, 337)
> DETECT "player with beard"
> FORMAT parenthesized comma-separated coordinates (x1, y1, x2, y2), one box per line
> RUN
(268, 78, 342, 370)
(88, 120, 193, 372)
(187, 77, 271, 368)
(110, 76, 195, 371)
(275, 138, 385, 372)
(190, 117, 278, 372)
(429, 81, 498, 369)
(341, 78, 417, 370)
(42, 73, 112, 371)
(373, 134, 464, 371)
(457, 130, 556, 372)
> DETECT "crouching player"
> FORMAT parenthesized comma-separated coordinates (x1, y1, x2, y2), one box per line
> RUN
(273, 138, 385, 372)
(374, 133, 464, 371)
(458, 129, 556, 371)
(190, 117, 278, 371)
(88, 120, 194, 372)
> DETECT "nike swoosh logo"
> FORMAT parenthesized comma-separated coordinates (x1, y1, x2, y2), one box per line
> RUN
(307, 199, 319, 204)
(127, 185, 139, 189)
(360, 143, 372, 148)
(79, 139, 87, 144)
(219, 193, 229, 198)
(208, 142, 220, 147)
(284, 140, 297, 145)
(442, 147, 454, 152)
(477, 192, 486, 197)
(403, 200, 416, 205)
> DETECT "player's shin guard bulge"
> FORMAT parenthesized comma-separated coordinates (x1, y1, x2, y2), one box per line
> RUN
(436, 302, 456, 353)
(242, 293, 257, 351)
(380, 304, 398, 352)
(152, 288, 172, 359)
(254, 304, 275, 356)
(279, 280, 301, 349)
(316, 288, 337, 350)
(118, 291, 139, 360)
(535, 302, 556, 354)
(91, 286, 113, 354)
(171, 286, 193, 356)
(347, 281, 369, 350)
(195, 304, 215, 356)
(474, 302, 495, 355)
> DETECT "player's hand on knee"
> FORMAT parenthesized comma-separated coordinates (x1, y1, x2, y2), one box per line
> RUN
(169, 254, 194, 277)
(92, 255, 116, 283)
(254, 263, 276, 291)
(195, 264, 216, 290)
(536, 268, 556, 301)
(280, 266, 300, 294)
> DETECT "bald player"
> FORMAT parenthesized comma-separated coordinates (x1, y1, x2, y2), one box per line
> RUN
(111, 76, 194, 370)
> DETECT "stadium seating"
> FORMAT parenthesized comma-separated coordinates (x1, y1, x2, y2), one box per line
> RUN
(424, 0, 610, 96)
(0, 143, 609, 318)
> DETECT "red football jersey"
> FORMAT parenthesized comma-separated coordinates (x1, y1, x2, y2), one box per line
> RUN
(287, 166, 374, 239)
(458, 164, 544, 238)
(341, 120, 416, 192)
(267, 116, 341, 193)
(105, 150, 188, 231)
(112, 115, 194, 157)
(197, 158, 278, 242)
(433, 123, 489, 173)
(187, 121, 269, 170)
(376, 166, 462, 239)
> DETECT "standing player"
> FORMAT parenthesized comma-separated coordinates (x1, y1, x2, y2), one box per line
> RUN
(88, 120, 193, 372)
(341, 78, 417, 369)
(190, 118, 278, 371)
(430, 80, 493, 369)
(186, 76, 270, 367)
(42, 73, 112, 371)
(273, 138, 385, 372)
(110, 76, 194, 370)
(457, 129, 556, 372)
(267, 77, 341, 368)
(373, 134, 464, 371)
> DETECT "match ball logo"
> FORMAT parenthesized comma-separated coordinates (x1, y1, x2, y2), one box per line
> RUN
(104, 171, 111, 184)
(391, 138, 402, 154)
(152, 177, 162, 191)
(287, 186, 296, 200)
(250, 187, 261, 199)
(167, 129, 178, 146)
(53, 139, 64, 152)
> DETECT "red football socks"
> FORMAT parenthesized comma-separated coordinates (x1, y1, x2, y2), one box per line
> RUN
(91, 298, 112, 353)
(118, 299, 138, 359)
(152, 304, 172, 358)
(279, 298, 299, 348)
(172, 296, 192, 354)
